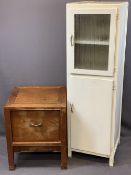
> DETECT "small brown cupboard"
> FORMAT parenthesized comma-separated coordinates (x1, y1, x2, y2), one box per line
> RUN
(4, 86, 67, 170)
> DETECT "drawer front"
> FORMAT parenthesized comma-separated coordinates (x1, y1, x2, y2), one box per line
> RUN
(11, 110, 61, 142)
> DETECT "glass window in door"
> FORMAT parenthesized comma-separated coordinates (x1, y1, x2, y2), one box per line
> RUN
(74, 14, 110, 71)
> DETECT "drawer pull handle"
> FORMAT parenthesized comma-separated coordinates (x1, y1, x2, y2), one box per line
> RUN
(30, 123, 42, 127)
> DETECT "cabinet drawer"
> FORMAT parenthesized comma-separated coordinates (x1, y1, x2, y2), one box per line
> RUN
(11, 110, 60, 142)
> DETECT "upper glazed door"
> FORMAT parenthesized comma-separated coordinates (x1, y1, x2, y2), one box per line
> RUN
(67, 7, 117, 76)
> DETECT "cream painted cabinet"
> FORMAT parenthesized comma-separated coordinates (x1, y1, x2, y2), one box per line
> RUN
(66, 1, 128, 166)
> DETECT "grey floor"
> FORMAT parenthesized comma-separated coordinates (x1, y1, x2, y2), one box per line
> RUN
(0, 136, 131, 175)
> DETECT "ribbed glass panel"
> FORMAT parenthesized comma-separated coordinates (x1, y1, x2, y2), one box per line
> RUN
(75, 44, 109, 70)
(74, 14, 110, 71)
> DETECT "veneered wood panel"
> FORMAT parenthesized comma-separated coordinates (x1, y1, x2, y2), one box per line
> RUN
(13, 146, 61, 152)
(4, 86, 66, 109)
(11, 110, 60, 142)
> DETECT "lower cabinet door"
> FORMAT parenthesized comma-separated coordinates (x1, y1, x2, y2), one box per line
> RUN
(68, 75, 113, 156)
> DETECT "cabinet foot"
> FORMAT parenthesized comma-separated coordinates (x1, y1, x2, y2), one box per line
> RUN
(109, 154, 114, 167)
(61, 146, 67, 169)
(68, 149, 72, 158)
(9, 164, 15, 171)
(61, 165, 67, 169)
(119, 138, 121, 145)
(7, 147, 15, 170)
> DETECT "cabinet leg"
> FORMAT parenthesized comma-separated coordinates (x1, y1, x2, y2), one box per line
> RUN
(68, 148, 72, 158)
(109, 154, 114, 167)
(7, 147, 15, 170)
(4, 109, 15, 170)
(119, 138, 121, 145)
(61, 146, 67, 169)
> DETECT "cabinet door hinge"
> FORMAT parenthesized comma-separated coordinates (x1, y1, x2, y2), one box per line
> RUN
(113, 68, 115, 75)
(113, 82, 116, 91)
(116, 14, 119, 21)
(70, 103, 74, 113)
(113, 67, 117, 75)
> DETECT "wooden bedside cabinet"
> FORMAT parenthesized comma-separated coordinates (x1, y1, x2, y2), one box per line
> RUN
(4, 86, 67, 170)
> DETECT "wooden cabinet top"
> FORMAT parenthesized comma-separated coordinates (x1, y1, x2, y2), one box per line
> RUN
(4, 86, 66, 109)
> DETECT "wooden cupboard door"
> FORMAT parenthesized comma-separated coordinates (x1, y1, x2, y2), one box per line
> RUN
(68, 76, 113, 155)
(66, 7, 117, 76)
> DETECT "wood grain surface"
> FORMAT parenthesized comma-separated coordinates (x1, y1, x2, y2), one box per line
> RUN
(4, 86, 67, 170)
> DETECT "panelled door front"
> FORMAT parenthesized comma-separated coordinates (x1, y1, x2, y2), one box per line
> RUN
(67, 7, 117, 76)
(68, 76, 113, 155)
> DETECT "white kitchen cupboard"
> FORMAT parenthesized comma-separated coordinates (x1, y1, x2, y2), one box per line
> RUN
(66, 1, 128, 166)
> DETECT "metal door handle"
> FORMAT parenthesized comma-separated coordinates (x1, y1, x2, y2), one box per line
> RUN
(70, 104, 74, 113)
(30, 123, 42, 127)
(70, 35, 74, 46)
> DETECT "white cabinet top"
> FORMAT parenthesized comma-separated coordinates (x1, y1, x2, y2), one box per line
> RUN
(67, 1, 128, 8)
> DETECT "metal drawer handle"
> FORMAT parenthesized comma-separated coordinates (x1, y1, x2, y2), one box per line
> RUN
(30, 123, 42, 127)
